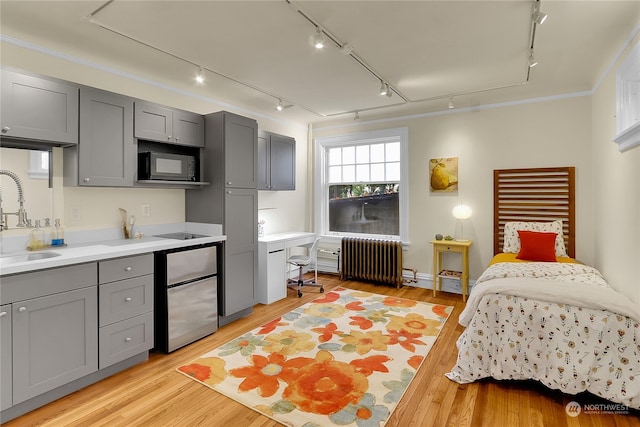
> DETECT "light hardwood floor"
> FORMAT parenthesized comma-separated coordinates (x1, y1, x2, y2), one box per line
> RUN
(5, 275, 639, 427)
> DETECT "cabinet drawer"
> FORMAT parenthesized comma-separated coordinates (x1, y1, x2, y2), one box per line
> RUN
(99, 275, 153, 326)
(437, 244, 464, 253)
(1, 263, 96, 304)
(99, 312, 153, 369)
(99, 254, 153, 284)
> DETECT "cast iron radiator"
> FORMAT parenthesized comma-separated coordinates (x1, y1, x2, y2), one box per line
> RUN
(340, 237, 404, 289)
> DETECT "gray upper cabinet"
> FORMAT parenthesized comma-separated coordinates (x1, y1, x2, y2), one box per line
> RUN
(224, 114, 258, 188)
(258, 131, 296, 191)
(63, 87, 135, 187)
(134, 101, 204, 147)
(1, 69, 79, 146)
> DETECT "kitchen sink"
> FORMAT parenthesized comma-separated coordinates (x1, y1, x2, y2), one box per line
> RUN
(0, 251, 61, 265)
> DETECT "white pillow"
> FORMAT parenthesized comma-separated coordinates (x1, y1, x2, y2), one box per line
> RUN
(503, 220, 568, 257)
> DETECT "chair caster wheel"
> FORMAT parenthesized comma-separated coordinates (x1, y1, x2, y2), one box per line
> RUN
(297, 291, 302, 297)
(320, 287, 324, 293)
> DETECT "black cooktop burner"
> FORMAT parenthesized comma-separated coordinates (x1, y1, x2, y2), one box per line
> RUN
(154, 232, 210, 240)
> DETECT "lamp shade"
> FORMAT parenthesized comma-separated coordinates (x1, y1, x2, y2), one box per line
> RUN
(452, 204, 472, 220)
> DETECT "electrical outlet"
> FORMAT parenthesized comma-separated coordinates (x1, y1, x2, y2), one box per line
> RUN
(70, 206, 81, 221)
(142, 204, 150, 217)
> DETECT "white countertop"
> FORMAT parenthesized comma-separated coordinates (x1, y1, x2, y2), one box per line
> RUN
(1, 224, 226, 276)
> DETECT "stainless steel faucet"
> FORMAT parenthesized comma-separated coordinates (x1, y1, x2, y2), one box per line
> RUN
(0, 169, 29, 230)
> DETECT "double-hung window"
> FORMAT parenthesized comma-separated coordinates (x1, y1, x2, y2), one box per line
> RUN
(314, 127, 408, 242)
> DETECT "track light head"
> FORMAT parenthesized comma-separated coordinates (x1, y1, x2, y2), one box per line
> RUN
(528, 49, 538, 68)
(448, 97, 455, 109)
(532, 4, 547, 25)
(354, 111, 360, 121)
(339, 43, 353, 55)
(313, 28, 325, 49)
(195, 67, 205, 84)
(379, 81, 388, 96)
(276, 99, 283, 111)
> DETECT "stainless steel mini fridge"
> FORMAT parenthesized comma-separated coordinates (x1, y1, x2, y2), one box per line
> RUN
(154, 242, 220, 353)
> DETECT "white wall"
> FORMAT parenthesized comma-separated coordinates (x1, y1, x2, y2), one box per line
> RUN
(312, 95, 595, 288)
(591, 32, 640, 304)
(0, 39, 309, 237)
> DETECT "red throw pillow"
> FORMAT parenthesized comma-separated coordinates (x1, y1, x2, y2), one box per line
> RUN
(516, 230, 557, 262)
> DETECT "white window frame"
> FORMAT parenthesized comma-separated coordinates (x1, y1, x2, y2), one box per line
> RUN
(314, 127, 409, 243)
(28, 150, 49, 179)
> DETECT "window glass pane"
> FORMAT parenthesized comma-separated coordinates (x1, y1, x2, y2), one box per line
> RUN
(356, 164, 369, 182)
(386, 162, 400, 181)
(370, 144, 385, 162)
(370, 163, 384, 181)
(386, 142, 400, 162)
(329, 166, 342, 183)
(355, 145, 369, 164)
(329, 147, 341, 165)
(342, 146, 355, 165)
(342, 165, 355, 182)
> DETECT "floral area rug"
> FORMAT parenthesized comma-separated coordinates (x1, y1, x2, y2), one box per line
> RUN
(177, 287, 452, 427)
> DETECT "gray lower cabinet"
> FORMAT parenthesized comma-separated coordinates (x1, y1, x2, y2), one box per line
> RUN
(98, 254, 154, 369)
(0, 304, 12, 411)
(223, 188, 258, 315)
(63, 87, 135, 187)
(12, 287, 98, 404)
(134, 100, 204, 147)
(258, 131, 296, 191)
(1, 263, 99, 406)
(0, 69, 79, 146)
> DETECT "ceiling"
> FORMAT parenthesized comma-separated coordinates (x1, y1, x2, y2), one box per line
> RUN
(1, 1, 638, 125)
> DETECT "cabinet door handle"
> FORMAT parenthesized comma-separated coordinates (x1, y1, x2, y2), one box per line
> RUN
(0, 311, 7, 317)
(125, 297, 132, 302)
(167, 135, 172, 140)
(226, 181, 232, 185)
(226, 190, 232, 194)
(1, 126, 10, 133)
(124, 266, 132, 271)
(83, 177, 90, 182)
(175, 136, 180, 142)
(18, 306, 26, 312)
(125, 337, 132, 342)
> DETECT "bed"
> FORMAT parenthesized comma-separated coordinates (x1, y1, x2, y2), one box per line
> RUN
(446, 167, 640, 410)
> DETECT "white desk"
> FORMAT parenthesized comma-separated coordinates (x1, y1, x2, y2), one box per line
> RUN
(258, 232, 316, 304)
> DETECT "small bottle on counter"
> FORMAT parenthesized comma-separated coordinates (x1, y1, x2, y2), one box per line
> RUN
(27, 220, 45, 250)
(51, 218, 65, 246)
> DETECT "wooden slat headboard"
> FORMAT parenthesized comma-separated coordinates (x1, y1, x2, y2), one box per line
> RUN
(494, 167, 575, 258)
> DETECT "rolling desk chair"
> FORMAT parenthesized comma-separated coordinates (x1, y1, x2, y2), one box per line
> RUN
(287, 237, 324, 297)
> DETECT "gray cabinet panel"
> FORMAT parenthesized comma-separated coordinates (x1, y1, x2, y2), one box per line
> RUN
(1, 70, 78, 145)
(98, 254, 154, 284)
(12, 286, 98, 404)
(134, 101, 204, 147)
(134, 101, 173, 143)
(72, 87, 134, 187)
(223, 189, 258, 315)
(99, 312, 153, 369)
(99, 275, 153, 327)
(1, 304, 12, 411)
(174, 110, 204, 147)
(224, 114, 258, 188)
(258, 131, 295, 190)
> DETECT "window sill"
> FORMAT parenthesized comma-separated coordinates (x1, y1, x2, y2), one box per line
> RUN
(613, 121, 640, 152)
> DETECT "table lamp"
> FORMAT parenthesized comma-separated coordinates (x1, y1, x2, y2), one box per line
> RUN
(452, 203, 472, 242)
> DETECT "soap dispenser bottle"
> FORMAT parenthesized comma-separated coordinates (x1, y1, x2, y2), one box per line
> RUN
(27, 220, 45, 250)
(51, 218, 65, 246)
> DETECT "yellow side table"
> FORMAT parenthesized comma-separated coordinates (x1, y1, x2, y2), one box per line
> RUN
(431, 239, 472, 302)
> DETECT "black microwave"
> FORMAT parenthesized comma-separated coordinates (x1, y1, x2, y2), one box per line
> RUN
(138, 152, 197, 181)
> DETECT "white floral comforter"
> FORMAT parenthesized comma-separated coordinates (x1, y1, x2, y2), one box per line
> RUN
(446, 262, 640, 409)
